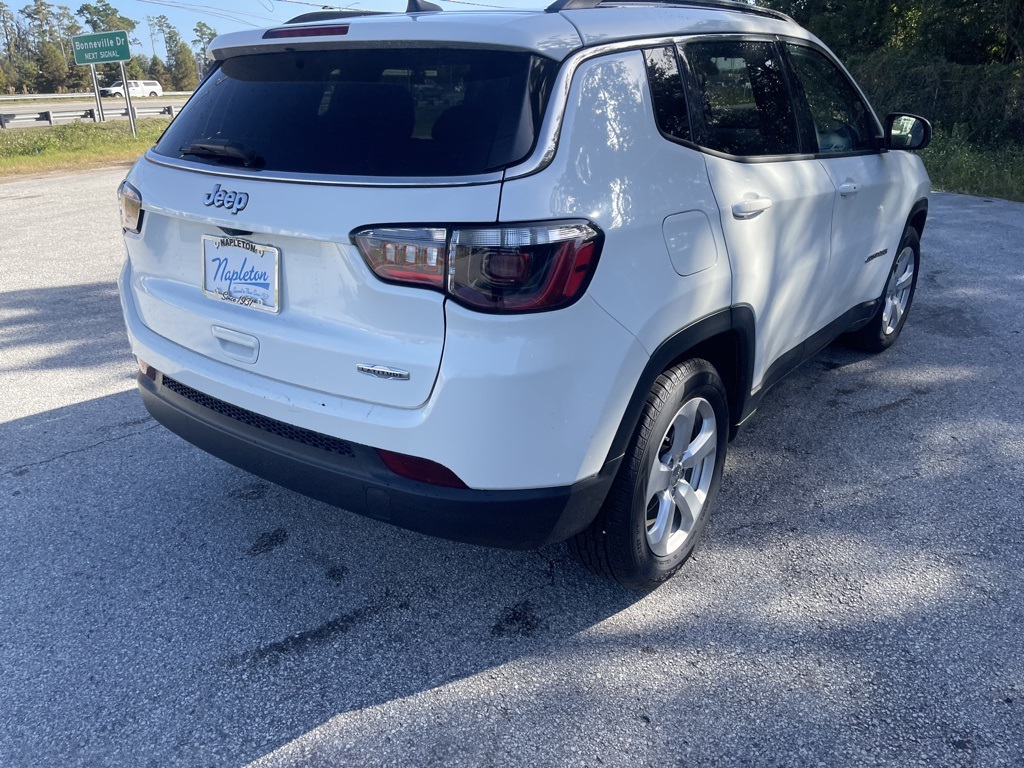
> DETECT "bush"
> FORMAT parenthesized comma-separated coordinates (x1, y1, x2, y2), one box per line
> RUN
(850, 50, 1024, 147)
(921, 128, 1024, 202)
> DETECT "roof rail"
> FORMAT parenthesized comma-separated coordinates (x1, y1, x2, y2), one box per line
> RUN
(545, 0, 793, 22)
(286, 10, 391, 24)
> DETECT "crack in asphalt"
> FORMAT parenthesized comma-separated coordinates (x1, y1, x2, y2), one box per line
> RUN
(2, 423, 160, 478)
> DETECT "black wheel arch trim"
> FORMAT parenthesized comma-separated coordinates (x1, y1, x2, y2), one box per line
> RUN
(605, 306, 755, 466)
(907, 198, 928, 237)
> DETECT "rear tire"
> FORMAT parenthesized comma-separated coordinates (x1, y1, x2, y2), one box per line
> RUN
(848, 227, 920, 353)
(570, 359, 728, 590)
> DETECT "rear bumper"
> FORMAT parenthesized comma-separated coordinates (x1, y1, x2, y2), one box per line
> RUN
(138, 370, 618, 550)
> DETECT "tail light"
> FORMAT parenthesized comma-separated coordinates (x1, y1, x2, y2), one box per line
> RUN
(117, 180, 143, 234)
(352, 221, 602, 313)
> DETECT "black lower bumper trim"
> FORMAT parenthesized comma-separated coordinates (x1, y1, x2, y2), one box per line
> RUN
(138, 372, 618, 550)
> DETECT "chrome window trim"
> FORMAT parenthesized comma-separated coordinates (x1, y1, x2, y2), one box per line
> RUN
(144, 150, 506, 188)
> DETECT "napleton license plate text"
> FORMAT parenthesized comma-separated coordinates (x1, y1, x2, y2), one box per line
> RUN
(201, 235, 280, 313)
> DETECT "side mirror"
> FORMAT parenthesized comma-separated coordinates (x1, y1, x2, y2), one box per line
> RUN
(885, 113, 932, 151)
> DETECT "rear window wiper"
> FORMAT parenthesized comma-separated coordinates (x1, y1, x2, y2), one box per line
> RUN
(179, 139, 262, 168)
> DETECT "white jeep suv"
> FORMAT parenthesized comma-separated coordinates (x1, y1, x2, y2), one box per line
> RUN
(117, 0, 931, 589)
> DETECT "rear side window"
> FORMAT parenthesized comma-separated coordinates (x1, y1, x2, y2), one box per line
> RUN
(643, 46, 691, 143)
(155, 48, 557, 177)
(681, 40, 799, 157)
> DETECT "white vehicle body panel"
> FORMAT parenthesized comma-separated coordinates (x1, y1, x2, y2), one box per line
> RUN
(209, 11, 584, 62)
(122, 262, 646, 489)
(704, 154, 836, 389)
(815, 152, 931, 330)
(123, 158, 501, 410)
(498, 51, 731, 355)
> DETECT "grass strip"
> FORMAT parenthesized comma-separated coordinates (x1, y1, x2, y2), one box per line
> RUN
(0, 119, 169, 176)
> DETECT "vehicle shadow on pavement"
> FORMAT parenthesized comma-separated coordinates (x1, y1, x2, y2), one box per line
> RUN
(0, 389, 641, 766)
(0, 281, 127, 374)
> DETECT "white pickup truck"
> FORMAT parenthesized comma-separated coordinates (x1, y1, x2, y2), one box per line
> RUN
(101, 80, 163, 98)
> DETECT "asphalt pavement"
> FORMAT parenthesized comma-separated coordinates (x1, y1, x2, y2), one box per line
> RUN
(1, 168, 1022, 766)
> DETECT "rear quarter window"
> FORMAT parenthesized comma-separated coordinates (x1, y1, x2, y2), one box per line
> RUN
(155, 47, 557, 177)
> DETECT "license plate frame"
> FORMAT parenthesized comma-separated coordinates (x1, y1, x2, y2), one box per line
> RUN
(201, 235, 280, 313)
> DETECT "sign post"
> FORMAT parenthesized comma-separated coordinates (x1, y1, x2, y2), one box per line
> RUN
(88, 64, 104, 123)
(71, 30, 134, 135)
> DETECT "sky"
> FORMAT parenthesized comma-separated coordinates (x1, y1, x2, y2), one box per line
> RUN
(113, 0, 540, 59)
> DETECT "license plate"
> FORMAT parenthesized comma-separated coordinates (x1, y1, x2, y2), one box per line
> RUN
(202, 235, 280, 313)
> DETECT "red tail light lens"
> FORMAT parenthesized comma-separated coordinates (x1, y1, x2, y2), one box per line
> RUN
(352, 221, 602, 313)
(449, 223, 600, 312)
(352, 227, 447, 289)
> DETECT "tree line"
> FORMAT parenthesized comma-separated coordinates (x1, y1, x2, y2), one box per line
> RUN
(0, 0, 217, 94)
(760, 0, 1022, 64)
(760, 0, 1023, 145)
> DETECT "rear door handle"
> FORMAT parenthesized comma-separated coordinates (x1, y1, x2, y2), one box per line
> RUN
(731, 197, 773, 219)
(839, 182, 861, 197)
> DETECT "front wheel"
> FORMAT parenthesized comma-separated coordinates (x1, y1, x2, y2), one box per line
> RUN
(848, 227, 920, 353)
(570, 359, 728, 590)
(149, 92, 157, 97)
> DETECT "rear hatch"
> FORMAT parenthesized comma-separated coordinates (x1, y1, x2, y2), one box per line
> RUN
(127, 42, 558, 409)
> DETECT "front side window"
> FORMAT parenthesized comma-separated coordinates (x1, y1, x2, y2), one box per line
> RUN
(786, 44, 877, 154)
(155, 47, 557, 177)
(681, 39, 799, 157)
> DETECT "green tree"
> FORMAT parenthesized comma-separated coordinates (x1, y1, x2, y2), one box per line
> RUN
(149, 13, 170, 58)
(191, 20, 215, 53)
(124, 51, 145, 78)
(76, 0, 134, 34)
(147, 51, 167, 83)
(35, 37, 65, 89)
(167, 34, 195, 90)
(914, 0, 1024, 64)
(20, 0, 57, 48)
(760, 0, 1023, 64)
(16, 56, 38, 92)
(760, 0, 911, 60)
(56, 5, 89, 90)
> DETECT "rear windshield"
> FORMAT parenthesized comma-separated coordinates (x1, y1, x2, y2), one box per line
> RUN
(154, 47, 557, 177)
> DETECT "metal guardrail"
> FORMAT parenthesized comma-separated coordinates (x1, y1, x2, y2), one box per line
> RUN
(0, 91, 192, 102)
(0, 104, 177, 129)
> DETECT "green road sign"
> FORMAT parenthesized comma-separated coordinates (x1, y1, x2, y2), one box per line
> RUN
(72, 31, 131, 66)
